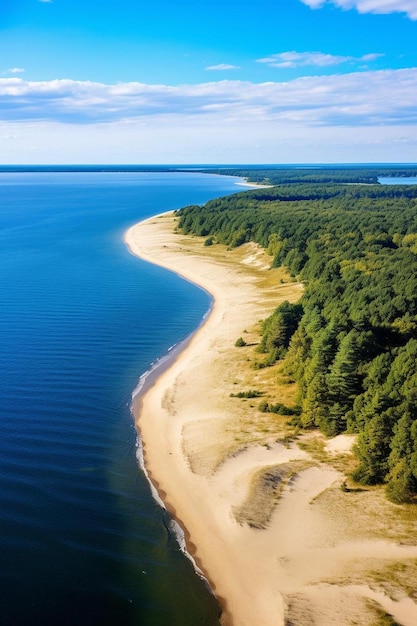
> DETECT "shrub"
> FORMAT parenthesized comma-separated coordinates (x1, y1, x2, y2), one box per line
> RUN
(231, 390, 263, 399)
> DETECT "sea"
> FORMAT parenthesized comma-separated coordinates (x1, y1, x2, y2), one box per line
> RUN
(0, 169, 241, 626)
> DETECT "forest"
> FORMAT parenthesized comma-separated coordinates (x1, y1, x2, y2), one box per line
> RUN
(197, 165, 417, 185)
(176, 168, 417, 503)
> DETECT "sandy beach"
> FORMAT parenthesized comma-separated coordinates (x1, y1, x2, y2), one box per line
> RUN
(125, 212, 417, 626)
(234, 181, 275, 189)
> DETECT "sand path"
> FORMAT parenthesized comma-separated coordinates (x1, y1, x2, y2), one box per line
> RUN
(125, 212, 417, 626)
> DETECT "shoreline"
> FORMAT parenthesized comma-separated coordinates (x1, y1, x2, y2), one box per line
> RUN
(125, 213, 244, 621)
(125, 211, 417, 626)
(124, 211, 297, 624)
(129, 321, 219, 593)
(125, 213, 229, 614)
(234, 181, 275, 188)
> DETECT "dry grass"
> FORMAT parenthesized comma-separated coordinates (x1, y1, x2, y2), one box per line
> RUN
(297, 432, 360, 476)
(367, 602, 402, 626)
(171, 226, 303, 472)
(310, 482, 417, 545)
(368, 560, 417, 601)
(233, 461, 314, 528)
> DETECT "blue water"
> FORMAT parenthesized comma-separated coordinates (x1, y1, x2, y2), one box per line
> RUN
(378, 176, 417, 185)
(0, 171, 240, 625)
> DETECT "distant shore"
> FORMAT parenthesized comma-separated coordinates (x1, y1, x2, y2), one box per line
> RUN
(125, 212, 417, 626)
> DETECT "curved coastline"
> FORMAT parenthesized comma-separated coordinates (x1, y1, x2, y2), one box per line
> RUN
(130, 318, 219, 594)
(125, 213, 230, 622)
(123, 211, 290, 625)
(124, 211, 417, 626)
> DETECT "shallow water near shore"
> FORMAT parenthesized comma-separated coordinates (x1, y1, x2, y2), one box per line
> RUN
(0, 170, 239, 625)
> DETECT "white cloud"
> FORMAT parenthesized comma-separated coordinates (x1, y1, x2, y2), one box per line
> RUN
(5, 68, 25, 74)
(257, 50, 383, 68)
(258, 51, 351, 68)
(360, 53, 384, 62)
(300, 0, 417, 20)
(301, 0, 326, 6)
(205, 64, 240, 71)
(0, 69, 415, 128)
(0, 69, 416, 164)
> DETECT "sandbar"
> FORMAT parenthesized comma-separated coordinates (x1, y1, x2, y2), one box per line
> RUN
(234, 181, 275, 188)
(125, 211, 417, 626)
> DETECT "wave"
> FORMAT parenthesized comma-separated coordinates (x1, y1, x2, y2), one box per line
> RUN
(131, 296, 212, 403)
(134, 437, 166, 510)
(130, 303, 217, 597)
(134, 434, 214, 594)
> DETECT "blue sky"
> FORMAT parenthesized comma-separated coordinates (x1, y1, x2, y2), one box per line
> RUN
(1, 0, 416, 163)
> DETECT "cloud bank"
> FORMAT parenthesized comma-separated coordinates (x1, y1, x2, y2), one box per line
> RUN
(0, 68, 416, 127)
(300, 0, 417, 20)
(1, 69, 416, 164)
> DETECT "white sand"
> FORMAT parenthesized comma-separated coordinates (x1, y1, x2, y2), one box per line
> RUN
(125, 212, 417, 626)
(325, 433, 356, 455)
(235, 181, 275, 188)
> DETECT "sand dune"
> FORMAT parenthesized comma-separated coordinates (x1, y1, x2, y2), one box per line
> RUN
(125, 211, 417, 626)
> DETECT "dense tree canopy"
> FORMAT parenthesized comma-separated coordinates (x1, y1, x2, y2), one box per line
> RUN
(177, 171, 417, 502)
(197, 166, 417, 186)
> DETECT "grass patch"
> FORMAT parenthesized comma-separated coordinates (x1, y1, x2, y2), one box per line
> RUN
(369, 560, 417, 600)
(297, 435, 327, 462)
(367, 602, 401, 626)
(233, 461, 313, 528)
(230, 389, 264, 399)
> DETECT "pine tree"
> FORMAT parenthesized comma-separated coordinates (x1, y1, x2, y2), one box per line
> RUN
(386, 411, 417, 502)
(326, 330, 361, 432)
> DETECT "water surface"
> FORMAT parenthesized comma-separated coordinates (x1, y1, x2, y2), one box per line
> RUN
(378, 176, 417, 185)
(0, 171, 240, 625)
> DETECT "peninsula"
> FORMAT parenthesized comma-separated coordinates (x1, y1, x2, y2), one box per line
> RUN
(125, 210, 417, 626)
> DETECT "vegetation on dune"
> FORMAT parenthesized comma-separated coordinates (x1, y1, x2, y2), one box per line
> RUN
(176, 168, 417, 503)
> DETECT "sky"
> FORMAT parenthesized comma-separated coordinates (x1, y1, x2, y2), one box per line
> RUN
(0, 0, 417, 164)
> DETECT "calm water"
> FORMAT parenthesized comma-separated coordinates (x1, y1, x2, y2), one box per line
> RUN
(0, 171, 240, 625)
(378, 176, 417, 185)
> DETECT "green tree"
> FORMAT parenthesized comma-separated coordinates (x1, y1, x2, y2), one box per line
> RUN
(386, 412, 417, 502)
(353, 410, 394, 484)
(326, 330, 362, 433)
